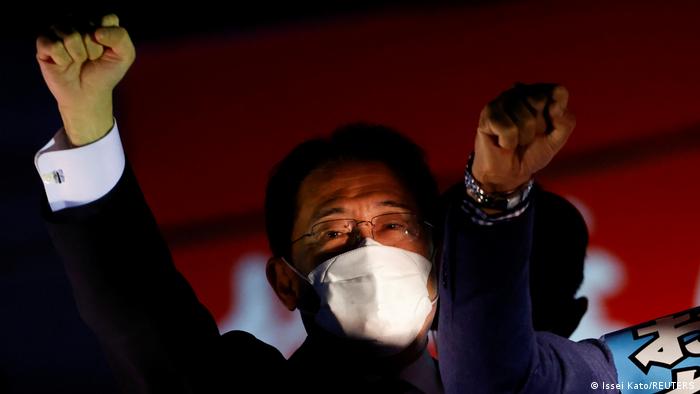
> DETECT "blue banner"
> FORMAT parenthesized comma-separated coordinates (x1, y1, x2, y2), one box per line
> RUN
(601, 306, 700, 393)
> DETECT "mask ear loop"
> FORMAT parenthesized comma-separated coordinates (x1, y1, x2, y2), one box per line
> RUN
(425, 227, 440, 305)
(427, 241, 440, 305)
(281, 257, 321, 315)
(281, 257, 312, 284)
(428, 288, 440, 356)
(428, 293, 440, 354)
(430, 329, 439, 357)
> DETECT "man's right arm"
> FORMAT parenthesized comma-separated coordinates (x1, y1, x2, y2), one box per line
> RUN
(42, 143, 225, 392)
(35, 16, 285, 391)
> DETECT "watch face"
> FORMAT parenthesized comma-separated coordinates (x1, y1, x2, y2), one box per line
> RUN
(506, 196, 520, 210)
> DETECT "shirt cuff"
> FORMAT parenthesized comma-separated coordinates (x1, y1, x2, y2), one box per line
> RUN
(34, 120, 126, 212)
(461, 197, 531, 226)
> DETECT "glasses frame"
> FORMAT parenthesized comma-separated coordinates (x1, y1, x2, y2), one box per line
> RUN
(290, 211, 433, 247)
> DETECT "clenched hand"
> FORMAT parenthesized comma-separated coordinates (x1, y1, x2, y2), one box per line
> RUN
(472, 83, 576, 193)
(36, 14, 135, 146)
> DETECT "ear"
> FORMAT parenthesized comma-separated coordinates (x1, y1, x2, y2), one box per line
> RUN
(266, 257, 301, 311)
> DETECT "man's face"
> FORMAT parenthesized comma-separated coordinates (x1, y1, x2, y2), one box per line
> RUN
(290, 161, 436, 298)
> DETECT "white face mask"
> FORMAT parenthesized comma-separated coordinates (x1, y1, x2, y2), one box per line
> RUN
(285, 238, 436, 355)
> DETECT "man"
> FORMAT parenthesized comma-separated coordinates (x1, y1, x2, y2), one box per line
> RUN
(35, 15, 618, 393)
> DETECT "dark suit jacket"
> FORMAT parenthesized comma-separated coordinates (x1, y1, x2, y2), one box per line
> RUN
(45, 164, 618, 393)
(44, 165, 434, 393)
(437, 185, 619, 393)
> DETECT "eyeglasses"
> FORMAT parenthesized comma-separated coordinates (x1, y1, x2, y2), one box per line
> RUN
(291, 212, 432, 252)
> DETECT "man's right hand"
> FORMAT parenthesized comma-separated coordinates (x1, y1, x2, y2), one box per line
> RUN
(36, 14, 135, 146)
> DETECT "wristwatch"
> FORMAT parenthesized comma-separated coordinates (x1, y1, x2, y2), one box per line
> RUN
(464, 153, 534, 211)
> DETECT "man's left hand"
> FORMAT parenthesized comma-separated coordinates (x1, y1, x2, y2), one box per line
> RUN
(472, 83, 576, 193)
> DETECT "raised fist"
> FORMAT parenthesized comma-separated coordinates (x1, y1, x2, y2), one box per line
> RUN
(472, 83, 576, 193)
(36, 14, 135, 146)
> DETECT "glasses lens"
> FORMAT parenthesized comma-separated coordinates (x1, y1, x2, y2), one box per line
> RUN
(372, 213, 422, 245)
(310, 219, 354, 251)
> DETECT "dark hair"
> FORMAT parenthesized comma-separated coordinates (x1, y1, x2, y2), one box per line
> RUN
(264, 123, 440, 259)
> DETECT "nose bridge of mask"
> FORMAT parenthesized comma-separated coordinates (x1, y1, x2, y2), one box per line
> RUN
(308, 238, 432, 285)
(360, 237, 381, 247)
(280, 241, 390, 284)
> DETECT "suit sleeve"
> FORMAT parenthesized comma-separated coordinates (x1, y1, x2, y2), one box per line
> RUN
(437, 189, 618, 394)
(43, 163, 285, 393)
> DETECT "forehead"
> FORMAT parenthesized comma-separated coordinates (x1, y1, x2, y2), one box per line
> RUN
(295, 161, 417, 225)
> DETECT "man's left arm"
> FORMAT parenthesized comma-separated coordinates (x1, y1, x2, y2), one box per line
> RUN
(438, 188, 617, 393)
(437, 84, 618, 393)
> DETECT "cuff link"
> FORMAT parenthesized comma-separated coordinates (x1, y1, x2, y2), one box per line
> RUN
(41, 169, 65, 184)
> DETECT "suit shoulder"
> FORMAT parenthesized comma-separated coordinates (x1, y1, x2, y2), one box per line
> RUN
(220, 330, 286, 364)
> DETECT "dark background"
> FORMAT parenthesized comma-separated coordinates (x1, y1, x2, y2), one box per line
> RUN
(3, 1, 700, 392)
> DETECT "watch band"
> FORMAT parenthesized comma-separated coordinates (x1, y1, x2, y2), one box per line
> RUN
(464, 153, 534, 211)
